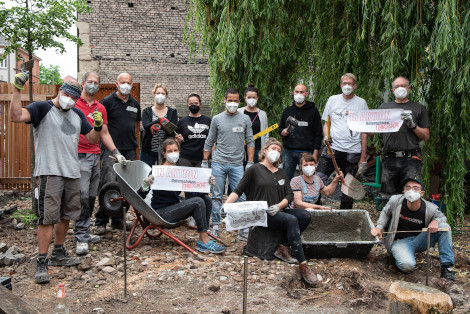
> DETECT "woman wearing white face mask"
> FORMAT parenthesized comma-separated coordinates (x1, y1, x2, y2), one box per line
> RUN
(225, 138, 320, 287)
(141, 84, 178, 166)
(238, 84, 269, 163)
(291, 153, 344, 210)
(137, 138, 225, 254)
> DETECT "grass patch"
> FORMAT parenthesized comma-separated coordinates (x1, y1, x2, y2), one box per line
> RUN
(10, 209, 38, 228)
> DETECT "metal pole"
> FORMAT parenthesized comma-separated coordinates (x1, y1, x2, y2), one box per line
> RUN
(425, 228, 430, 286)
(243, 256, 248, 314)
(123, 204, 127, 297)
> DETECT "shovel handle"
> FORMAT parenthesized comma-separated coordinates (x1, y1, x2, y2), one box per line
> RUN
(324, 140, 345, 184)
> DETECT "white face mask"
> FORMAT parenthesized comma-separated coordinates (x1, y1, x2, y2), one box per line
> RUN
(294, 94, 305, 104)
(58, 96, 76, 110)
(226, 102, 239, 114)
(155, 94, 166, 104)
(119, 83, 131, 95)
(302, 165, 315, 176)
(246, 98, 257, 107)
(266, 150, 280, 163)
(166, 152, 179, 164)
(85, 83, 99, 96)
(342, 85, 354, 96)
(394, 87, 408, 100)
(404, 190, 421, 202)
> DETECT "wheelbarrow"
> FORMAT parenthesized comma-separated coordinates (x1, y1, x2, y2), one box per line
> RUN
(110, 160, 226, 260)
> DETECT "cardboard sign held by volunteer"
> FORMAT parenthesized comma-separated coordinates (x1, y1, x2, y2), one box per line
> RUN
(347, 109, 404, 133)
(223, 201, 268, 231)
(151, 166, 212, 193)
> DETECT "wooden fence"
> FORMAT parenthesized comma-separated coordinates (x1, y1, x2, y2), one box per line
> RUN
(0, 82, 140, 190)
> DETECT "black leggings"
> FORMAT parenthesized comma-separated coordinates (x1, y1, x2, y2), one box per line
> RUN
(157, 196, 211, 233)
(266, 208, 311, 263)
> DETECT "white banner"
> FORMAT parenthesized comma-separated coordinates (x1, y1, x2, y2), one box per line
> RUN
(347, 109, 404, 133)
(150, 166, 212, 193)
(223, 201, 268, 231)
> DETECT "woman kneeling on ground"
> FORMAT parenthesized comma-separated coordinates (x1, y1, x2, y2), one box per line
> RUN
(137, 138, 225, 254)
(291, 153, 343, 210)
(224, 138, 319, 286)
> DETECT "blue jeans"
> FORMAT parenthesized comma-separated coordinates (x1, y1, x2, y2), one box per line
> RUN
(282, 149, 308, 180)
(390, 223, 454, 272)
(211, 162, 245, 225)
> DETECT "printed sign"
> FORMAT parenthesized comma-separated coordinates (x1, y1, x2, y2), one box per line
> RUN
(223, 201, 268, 231)
(150, 166, 212, 193)
(347, 109, 404, 133)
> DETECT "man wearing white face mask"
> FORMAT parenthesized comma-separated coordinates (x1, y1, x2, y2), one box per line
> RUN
(10, 78, 102, 284)
(95, 72, 141, 234)
(316, 73, 369, 209)
(378, 76, 430, 207)
(203, 88, 255, 237)
(371, 178, 455, 281)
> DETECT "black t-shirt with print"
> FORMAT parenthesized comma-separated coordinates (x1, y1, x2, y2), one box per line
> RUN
(176, 115, 211, 161)
(243, 110, 261, 150)
(395, 199, 426, 239)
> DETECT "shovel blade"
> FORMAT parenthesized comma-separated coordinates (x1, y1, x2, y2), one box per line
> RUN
(341, 174, 366, 200)
(20, 60, 34, 71)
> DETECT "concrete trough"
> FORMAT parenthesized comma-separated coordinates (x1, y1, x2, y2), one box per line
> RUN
(302, 209, 380, 259)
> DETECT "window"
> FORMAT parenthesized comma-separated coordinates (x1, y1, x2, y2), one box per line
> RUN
(0, 58, 7, 68)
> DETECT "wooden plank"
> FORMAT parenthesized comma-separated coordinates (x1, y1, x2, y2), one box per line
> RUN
(0, 95, 49, 101)
(0, 285, 42, 314)
(0, 178, 31, 184)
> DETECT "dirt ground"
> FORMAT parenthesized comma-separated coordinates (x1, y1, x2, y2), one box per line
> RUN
(0, 191, 469, 313)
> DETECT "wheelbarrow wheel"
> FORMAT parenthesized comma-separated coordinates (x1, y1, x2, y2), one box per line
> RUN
(98, 181, 124, 218)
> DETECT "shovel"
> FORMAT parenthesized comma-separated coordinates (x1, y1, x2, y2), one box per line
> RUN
(324, 139, 366, 200)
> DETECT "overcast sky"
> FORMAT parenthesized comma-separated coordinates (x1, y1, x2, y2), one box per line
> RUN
(3, 0, 78, 79)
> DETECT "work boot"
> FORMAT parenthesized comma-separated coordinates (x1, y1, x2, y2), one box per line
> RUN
(274, 244, 298, 264)
(111, 221, 132, 231)
(299, 262, 319, 287)
(94, 225, 107, 235)
(90, 234, 101, 244)
(441, 265, 456, 281)
(35, 256, 50, 284)
(49, 246, 81, 266)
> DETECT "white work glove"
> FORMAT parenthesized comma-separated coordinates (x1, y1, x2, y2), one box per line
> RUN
(208, 175, 216, 186)
(112, 149, 127, 164)
(401, 110, 416, 129)
(266, 205, 280, 216)
(142, 175, 154, 192)
(220, 206, 227, 219)
(245, 161, 254, 170)
(201, 160, 209, 168)
(356, 162, 368, 178)
(323, 135, 332, 144)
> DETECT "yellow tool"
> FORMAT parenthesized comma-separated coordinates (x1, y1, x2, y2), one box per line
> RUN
(253, 123, 278, 140)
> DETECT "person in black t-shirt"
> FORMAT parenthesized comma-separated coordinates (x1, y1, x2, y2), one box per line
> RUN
(371, 178, 455, 280)
(224, 138, 320, 287)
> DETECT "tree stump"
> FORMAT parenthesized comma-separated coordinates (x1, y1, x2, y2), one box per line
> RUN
(389, 281, 453, 313)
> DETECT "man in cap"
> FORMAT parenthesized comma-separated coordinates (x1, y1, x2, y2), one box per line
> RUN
(371, 178, 455, 280)
(10, 73, 103, 284)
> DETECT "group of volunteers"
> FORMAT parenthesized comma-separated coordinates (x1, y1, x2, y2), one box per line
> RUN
(9, 69, 455, 286)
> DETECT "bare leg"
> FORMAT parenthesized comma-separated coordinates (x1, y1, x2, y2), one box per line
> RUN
(53, 220, 70, 245)
(37, 224, 54, 255)
(199, 232, 210, 244)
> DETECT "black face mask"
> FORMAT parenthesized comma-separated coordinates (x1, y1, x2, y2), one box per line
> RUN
(189, 105, 200, 114)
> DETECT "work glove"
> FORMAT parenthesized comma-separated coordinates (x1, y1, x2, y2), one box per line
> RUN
(201, 160, 209, 168)
(220, 206, 227, 219)
(151, 123, 161, 134)
(245, 161, 254, 170)
(356, 162, 368, 178)
(208, 175, 216, 186)
(92, 109, 103, 131)
(142, 175, 154, 192)
(111, 149, 127, 164)
(323, 135, 332, 144)
(266, 205, 280, 216)
(13, 71, 29, 90)
(401, 110, 416, 129)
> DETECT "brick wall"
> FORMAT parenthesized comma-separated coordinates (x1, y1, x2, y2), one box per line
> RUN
(77, 0, 211, 116)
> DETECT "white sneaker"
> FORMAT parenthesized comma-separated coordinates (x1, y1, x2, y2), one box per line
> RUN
(76, 242, 89, 255)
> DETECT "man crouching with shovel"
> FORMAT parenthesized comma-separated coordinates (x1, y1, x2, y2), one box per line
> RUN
(371, 178, 455, 281)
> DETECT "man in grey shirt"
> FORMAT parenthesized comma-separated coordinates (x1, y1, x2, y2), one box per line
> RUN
(202, 88, 255, 237)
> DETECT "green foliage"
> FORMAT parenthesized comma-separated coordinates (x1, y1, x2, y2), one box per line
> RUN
(186, 0, 470, 226)
(0, 0, 91, 60)
(10, 209, 37, 227)
(39, 64, 63, 85)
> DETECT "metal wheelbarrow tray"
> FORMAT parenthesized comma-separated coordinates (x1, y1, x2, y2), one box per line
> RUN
(302, 209, 380, 259)
(113, 161, 226, 259)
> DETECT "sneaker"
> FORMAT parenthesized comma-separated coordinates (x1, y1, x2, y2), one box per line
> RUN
(196, 240, 226, 254)
(94, 225, 107, 235)
(35, 257, 50, 284)
(210, 228, 220, 238)
(237, 231, 249, 242)
(274, 244, 298, 264)
(90, 234, 101, 244)
(76, 242, 89, 255)
(441, 265, 456, 281)
(49, 247, 81, 266)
